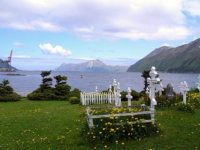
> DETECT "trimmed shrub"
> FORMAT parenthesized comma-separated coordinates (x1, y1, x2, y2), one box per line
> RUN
(69, 88, 82, 99)
(28, 71, 72, 101)
(0, 79, 21, 102)
(27, 89, 58, 100)
(69, 97, 80, 104)
(0, 93, 21, 102)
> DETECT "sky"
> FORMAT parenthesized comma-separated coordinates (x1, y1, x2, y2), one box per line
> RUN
(0, 0, 200, 70)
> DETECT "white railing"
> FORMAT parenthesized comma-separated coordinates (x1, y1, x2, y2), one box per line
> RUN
(15, 92, 31, 97)
(80, 92, 116, 105)
(87, 105, 154, 129)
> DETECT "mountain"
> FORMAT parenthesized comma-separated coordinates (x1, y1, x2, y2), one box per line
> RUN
(55, 59, 129, 72)
(0, 59, 18, 71)
(127, 38, 200, 73)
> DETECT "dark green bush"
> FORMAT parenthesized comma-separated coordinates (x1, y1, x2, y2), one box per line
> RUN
(54, 84, 71, 96)
(0, 79, 21, 102)
(120, 91, 128, 101)
(0, 93, 21, 102)
(142, 94, 183, 109)
(188, 87, 199, 93)
(27, 89, 58, 100)
(131, 89, 141, 100)
(28, 71, 73, 101)
(69, 97, 80, 104)
(69, 88, 82, 99)
(121, 89, 142, 101)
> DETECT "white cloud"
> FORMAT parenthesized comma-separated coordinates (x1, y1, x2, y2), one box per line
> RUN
(182, 0, 200, 16)
(12, 42, 23, 46)
(39, 43, 72, 56)
(72, 57, 94, 61)
(13, 55, 31, 58)
(162, 43, 170, 47)
(0, 0, 198, 41)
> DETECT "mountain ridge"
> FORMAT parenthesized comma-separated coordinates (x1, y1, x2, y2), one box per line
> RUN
(127, 39, 200, 73)
(55, 59, 129, 72)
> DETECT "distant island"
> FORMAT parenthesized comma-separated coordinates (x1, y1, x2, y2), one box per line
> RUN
(127, 38, 200, 73)
(54, 59, 129, 72)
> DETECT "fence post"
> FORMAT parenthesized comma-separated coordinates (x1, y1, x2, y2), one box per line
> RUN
(126, 87, 132, 106)
(87, 107, 93, 129)
(109, 85, 112, 104)
(141, 104, 146, 111)
(179, 81, 189, 104)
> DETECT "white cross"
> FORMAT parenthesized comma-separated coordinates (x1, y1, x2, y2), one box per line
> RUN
(126, 87, 132, 106)
(179, 81, 189, 104)
(157, 82, 164, 96)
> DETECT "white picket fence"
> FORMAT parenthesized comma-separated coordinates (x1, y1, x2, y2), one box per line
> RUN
(15, 92, 31, 97)
(80, 92, 116, 105)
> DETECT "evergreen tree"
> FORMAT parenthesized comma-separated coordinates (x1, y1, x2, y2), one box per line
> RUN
(141, 70, 151, 92)
(40, 70, 53, 91)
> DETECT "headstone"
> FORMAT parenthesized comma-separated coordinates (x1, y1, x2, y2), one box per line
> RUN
(167, 83, 174, 99)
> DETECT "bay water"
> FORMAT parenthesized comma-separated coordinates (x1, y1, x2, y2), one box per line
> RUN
(0, 71, 199, 93)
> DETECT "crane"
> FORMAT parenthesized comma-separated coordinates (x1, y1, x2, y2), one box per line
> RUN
(2, 50, 13, 71)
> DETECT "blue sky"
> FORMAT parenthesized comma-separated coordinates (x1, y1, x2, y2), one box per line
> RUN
(0, 0, 200, 70)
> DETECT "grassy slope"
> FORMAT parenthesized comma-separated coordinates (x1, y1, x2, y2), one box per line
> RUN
(0, 99, 200, 150)
(127, 39, 200, 73)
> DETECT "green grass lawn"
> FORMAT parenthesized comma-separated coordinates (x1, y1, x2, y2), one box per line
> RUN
(0, 99, 200, 150)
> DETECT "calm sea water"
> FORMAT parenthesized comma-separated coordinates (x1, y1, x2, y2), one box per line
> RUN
(0, 71, 199, 93)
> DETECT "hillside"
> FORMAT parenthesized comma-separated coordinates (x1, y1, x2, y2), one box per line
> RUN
(127, 38, 200, 73)
(55, 59, 129, 72)
(0, 59, 18, 71)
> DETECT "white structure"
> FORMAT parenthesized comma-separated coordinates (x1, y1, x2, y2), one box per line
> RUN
(15, 92, 31, 97)
(95, 86, 98, 93)
(158, 82, 164, 96)
(126, 87, 132, 106)
(109, 85, 112, 104)
(147, 66, 160, 121)
(179, 81, 189, 104)
(86, 66, 159, 129)
(197, 74, 200, 93)
(87, 105, 154, 129)
(81, 80, 122, 106)
(115, 83, 121, 106)
(80, 92, 116, 105)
